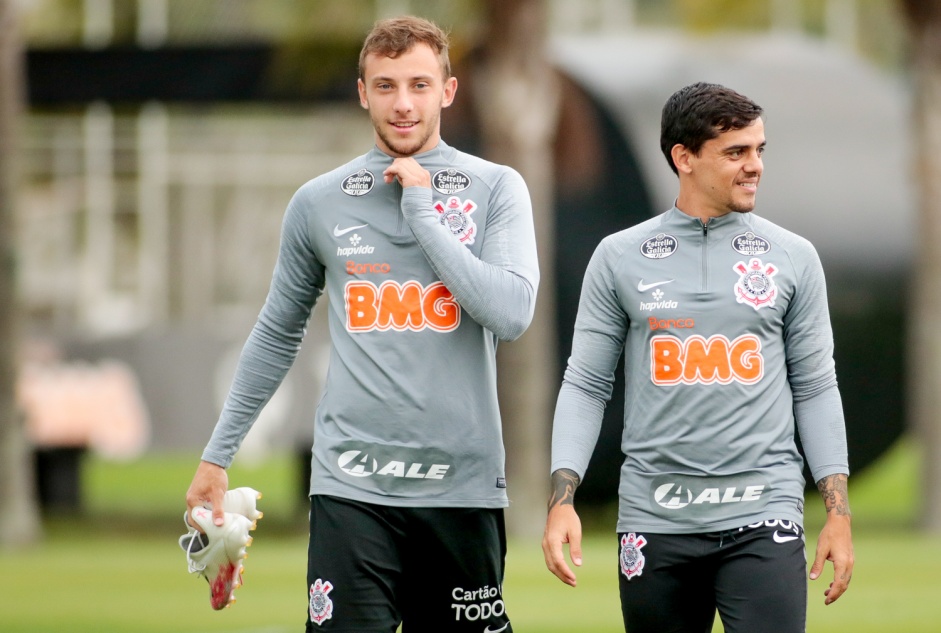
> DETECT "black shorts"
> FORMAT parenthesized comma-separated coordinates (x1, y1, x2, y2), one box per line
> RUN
(617, 520, 807, 633)
(305, 495, 513, 633)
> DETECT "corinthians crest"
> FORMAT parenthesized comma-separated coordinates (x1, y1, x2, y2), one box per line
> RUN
(309, 578, 334, 626)
(433, 196, 477, 245)
(619, 532, 647, 580)
(733, 257, 778, 310)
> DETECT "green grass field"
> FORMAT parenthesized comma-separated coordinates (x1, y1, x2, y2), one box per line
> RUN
(2, 438, 939, 632)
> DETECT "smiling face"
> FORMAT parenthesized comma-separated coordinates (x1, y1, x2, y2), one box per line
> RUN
(673, 118, 766, 219)
(357, 43, 457, 158)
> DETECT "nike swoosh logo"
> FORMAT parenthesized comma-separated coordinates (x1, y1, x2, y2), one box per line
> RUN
(483, 624, 509, 633)
(334, 223, 368, 237)
(772, 531, 800, 544)
(637, 279, 675, 292)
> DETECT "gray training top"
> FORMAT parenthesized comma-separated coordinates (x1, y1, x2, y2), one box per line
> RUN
(202, 141, 539, 509)
(552, 206, 848, 534)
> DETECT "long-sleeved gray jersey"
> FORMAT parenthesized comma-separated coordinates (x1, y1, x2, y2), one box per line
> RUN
(552, 206, 848, 534)
(202, 141, 539, 509)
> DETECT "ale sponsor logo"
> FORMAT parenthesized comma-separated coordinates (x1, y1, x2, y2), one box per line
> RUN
(650, 474, 769, 513)
(336, 444, 453, 481)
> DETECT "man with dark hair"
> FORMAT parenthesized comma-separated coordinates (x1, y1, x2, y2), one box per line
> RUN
(659, 82, 765, 177)
(542, 82, 853, 633)
(183, 15, 536, 632)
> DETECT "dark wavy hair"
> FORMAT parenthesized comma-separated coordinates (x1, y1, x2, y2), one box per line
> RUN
(660, 82, 763, 175)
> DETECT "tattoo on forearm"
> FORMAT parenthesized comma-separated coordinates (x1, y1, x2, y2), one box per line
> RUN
(817, 473, 851, 517)
(548, 469, 581, 511)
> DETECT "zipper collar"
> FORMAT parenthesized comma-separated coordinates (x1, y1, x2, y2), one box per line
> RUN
(666, 205, 751, 234)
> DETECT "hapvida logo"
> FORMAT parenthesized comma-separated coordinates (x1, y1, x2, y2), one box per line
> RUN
(336, 232, 375, 257)
(639, 298, 679, 311)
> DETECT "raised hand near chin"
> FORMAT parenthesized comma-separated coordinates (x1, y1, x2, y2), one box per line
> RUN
(383, 157, 431, 188)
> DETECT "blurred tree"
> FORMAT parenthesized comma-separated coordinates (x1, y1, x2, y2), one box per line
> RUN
(473, 0, 559, 537)
(899, 0, 941, 534)
(0, 0, 41, 547)
(676, 0, 770, 31)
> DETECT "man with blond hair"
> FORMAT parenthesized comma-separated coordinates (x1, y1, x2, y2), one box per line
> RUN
(184, 16, 536, 632)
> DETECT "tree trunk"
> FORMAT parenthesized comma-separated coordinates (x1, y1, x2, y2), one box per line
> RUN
(474, 0, 559, 537)
(900, 0, 941, 533)
(0, 0, 41, 547)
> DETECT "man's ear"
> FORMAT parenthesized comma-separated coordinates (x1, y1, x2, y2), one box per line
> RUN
(671, 144, 693, 174)
(357, 78, 369, 109)
(441, 76, 458, 109)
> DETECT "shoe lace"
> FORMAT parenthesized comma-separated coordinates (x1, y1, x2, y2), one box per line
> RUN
(182, 530, 209, 574)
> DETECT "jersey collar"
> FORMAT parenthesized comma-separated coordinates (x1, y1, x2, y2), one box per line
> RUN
(667, 204, 754, 233)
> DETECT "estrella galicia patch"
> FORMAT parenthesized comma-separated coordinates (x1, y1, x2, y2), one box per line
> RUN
(340, 169, 375, 197)
(432, 168, 471, 194)
(731, 231, 771, 256)
(640, 233, 678, 259)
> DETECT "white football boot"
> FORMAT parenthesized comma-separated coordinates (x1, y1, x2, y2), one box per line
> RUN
(221, 487, 264, 523)
(179, 488, 262, 610)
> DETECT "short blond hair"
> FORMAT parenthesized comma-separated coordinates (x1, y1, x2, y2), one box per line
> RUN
(358, 16, 451, 80)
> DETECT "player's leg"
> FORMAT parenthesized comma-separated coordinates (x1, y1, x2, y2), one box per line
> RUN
(617, 531, 717, 633)
(713, 520, 807, 633)
(399, 507, 512, 633)
(306, 495, 405, 633)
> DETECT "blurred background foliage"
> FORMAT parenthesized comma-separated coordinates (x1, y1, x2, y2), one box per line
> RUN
(18, 0, 908, 69)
